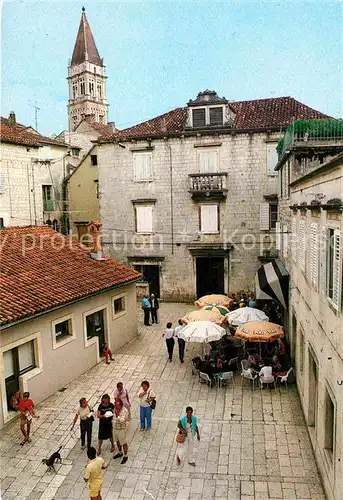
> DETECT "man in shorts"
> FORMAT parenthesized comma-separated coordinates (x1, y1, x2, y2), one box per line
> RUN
(84, 447, 107, 500)
(113, 397, 129, 464)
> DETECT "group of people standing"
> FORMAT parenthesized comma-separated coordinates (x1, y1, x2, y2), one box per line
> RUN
(141, 293, 159, 325)
(163, 320, 186, 363)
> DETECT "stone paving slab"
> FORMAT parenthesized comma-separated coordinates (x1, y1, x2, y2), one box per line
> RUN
(0, 303, 325, 499)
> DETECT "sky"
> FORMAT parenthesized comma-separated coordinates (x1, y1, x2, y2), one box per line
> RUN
(1, 0, 342, 136)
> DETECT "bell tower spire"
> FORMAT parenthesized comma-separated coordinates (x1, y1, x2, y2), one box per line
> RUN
(67, 8, 108, 131)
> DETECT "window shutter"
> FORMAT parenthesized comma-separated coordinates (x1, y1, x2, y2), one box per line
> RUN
(200, 205, 218, 233)
(199, 151, 218, 173)
(332, 230, 342, 309)
(292, 218, 297, 261)
(319, 226, 327, 295)
(310, 223, 319, 287)
(260, 203, 270, 230)
(267, 143, 278, 175)
(282, 225, 288, 258)
(209, 107, 223, 126)
(0, 170, 5, 194)
(134, 154, 152, 181)
(276, 222, 281, 250)
(192, 108, 206, 127)
(136, 206, 153, 233)
(299, 219, 306, 272)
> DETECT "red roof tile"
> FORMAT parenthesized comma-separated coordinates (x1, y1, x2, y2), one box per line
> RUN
(1, 117, 68, 147)
(0, 226, 141, 327)
(102, 96, 329, 142)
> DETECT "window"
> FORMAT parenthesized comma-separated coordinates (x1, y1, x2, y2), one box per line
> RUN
(192, 108, 206, 127)
(0, 217, 4, 229)
(94, 180, 99, 199)
(275, 222, 281, 251)
(97, 83, 102, 98)
(209, 107, 223, 126)
(327, 229, 342, 309)
(282, 224, 288, 258)
(91, 155, 98, 166)
(133, 153, 153, 181)
(310, 223, 319, 287)
(192, 106, 224, 127)
(292, 218, 297, 261)
(324, 390, 335, 461)
(72, 83, 78, 99)
(42, 185, 54, 212)
(54, 318, 72, 341)
(135, 205, 154, 233)
(80, 78, 85, 95)
(259, 202, 278, 230)
(71, 148, 79, 157)
(266, 143, 278, 176)
(298, 219, 306, 272)
(198, 150, 219, 173)
(200, 204, 219, 234)
(113, 296, 126, 315)
(99, 115, 104, 124)
(89, 80, 94, 96)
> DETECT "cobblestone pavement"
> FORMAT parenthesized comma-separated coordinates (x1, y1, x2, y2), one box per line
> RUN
(0, 303, 325, 500)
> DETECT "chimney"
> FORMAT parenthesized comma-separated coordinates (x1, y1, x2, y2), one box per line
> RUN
(88, 221, 104, 260)
(107, 121, 116, 132)
(8, 111, 16, 125)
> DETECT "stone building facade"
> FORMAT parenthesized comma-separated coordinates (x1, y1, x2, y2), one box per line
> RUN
(275, 121, 343, 500)
(0, 114, 70, 229)
(97, 91, 327, 301)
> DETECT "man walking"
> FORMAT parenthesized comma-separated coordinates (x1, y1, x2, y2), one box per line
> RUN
(141, 295, 151, 326)
(149, 293, 159, 324)
(113, 397, 130, 464)
(174, 319, 186, 363)
(163, 322, 175, 362)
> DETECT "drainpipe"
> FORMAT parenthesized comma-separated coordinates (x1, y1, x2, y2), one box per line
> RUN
(168, 143, 174, 254)
(26, 163, 32, 225)
(31, 161, 37, 225)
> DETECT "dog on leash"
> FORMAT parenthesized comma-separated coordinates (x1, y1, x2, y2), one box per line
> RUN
(42, 446, 62, 471)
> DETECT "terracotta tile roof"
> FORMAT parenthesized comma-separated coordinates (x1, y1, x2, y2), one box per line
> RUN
(71, 10, 102, 66)
(0, 226, 141, 327)
(1, 117, 68, 147)
(103, 97, 329, 142)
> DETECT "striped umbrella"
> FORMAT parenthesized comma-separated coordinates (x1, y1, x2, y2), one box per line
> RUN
(195, 294, 233, 309)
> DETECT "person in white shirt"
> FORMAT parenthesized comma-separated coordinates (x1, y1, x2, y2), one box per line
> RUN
(174, 319, 186, 364)
(138, 380, 156, 430)
(163, 322, 175, 362)
(259, 365, 273, 380)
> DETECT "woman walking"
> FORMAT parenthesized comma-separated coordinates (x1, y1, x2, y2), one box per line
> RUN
(71, 397, 94, 450)
(84, 446, 108, 500)
(176, 406, 200, 466)
(114, 382, 131, 419)
(18, 391, 37, 445)
(163, 322, 175, 362)
(138, 380, 156, 430)
(96, 394, 115, 456)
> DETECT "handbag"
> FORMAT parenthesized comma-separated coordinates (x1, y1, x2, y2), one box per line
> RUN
(150, 399, 156, 410)
(175, 431, 186, 443)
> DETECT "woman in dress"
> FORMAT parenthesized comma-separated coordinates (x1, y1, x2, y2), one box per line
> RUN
(96, 394, 115, 456)
(114, 382, 131, 419)
(176, 406, 200, 466)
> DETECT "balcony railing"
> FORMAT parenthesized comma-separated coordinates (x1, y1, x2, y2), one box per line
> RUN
(43, 200, 55, 212)
(188, 172, 228, 200)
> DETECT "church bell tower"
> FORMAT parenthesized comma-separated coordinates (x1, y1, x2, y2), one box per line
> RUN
(67, 7, 108, 131)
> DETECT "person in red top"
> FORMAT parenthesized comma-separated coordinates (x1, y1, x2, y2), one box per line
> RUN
(18, 391, 37, 445)
(102, 343, 114, 364)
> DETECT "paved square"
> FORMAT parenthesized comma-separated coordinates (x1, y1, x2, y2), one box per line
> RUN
(0, 303, 325, 499)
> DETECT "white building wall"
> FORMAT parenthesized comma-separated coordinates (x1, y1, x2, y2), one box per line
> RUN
(98, 131, 280, 300)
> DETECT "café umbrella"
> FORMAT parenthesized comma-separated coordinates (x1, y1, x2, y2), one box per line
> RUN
(226, 307, 269, 327)
(235, 321, 284, 343)
(204, 305, 230, 316)
(181, 309, 226, 325)
(195, 294, 233, 309)
(178, 321, 227, 344)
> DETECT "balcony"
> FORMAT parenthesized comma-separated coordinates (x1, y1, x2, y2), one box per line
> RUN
(188, 172, 228, 200)
(43, 200, 55, 212)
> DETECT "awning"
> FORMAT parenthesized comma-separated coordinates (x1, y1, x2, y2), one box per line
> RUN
(255, 259, 289, 309)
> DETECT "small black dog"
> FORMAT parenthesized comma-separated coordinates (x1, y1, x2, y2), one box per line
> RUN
(42, 446, 62, 471)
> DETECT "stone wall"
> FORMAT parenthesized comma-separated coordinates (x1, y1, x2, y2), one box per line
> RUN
(98, 131, 280, 300)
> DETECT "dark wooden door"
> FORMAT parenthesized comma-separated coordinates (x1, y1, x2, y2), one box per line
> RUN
(196, 257, 224, 298)
(4, 349, 20, 411)
(86, 310, 105, 355)
(134, 265, 160, 298)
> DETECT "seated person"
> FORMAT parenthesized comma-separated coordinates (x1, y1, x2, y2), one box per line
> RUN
(246, 351, 262, 369)
(259, 364, 273, 382)
(272, 355, 282, 373)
